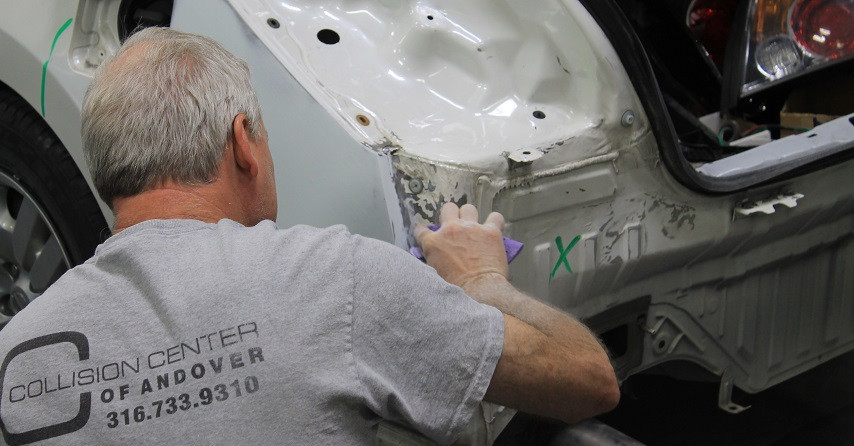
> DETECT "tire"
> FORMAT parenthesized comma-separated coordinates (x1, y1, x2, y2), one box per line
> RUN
(0, 85, 108, 325)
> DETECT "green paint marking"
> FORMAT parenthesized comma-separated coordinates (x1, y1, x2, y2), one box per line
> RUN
(41, 18, 73, 117)
(550, 235, 581, 279)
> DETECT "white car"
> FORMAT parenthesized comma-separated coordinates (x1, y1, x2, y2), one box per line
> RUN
(0, 0, 852, 443)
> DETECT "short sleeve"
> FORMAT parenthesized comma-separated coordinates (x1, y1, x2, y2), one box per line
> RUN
(349, 235, 504, 444)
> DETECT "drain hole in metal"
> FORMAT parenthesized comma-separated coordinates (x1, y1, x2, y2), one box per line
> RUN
(317, 29, 340, 45)
(266, 18, 280, 29)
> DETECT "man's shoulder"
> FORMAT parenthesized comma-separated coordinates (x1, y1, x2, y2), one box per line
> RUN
(237, 221, 355, 252)
(269, 222, 351, 240)
(94, 219, 354, 257)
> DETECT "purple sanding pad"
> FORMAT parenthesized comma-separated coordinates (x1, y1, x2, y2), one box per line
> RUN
(409, 225, 524, 263)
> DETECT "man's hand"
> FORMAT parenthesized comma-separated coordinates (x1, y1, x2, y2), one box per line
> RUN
(415, 203, 620, 424)
(414, 203, 509, 290)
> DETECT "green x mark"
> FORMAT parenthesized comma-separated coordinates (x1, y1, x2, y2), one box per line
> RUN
(550, 235, 581, 279)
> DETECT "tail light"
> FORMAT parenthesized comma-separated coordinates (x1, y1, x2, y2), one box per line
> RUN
(739, 0, 854, 96)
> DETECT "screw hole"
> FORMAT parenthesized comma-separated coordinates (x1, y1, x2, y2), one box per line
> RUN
(267, 18, 280, 29)
(657, 340, 666, 349)
(532, 110, 546, 119)
(427, 15, 434, 20)
(317, 29, 340, 45)
(356, 115, 370, 126)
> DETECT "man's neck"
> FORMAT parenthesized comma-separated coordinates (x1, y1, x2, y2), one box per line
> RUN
(112, 186, 243, 233)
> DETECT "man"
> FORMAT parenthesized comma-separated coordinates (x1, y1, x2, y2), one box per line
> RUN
(0, 28, 618, 445)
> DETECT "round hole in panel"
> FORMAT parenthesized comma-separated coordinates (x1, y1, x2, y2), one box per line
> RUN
(317, 29, 340, 45)
(532, 110, 546, 119)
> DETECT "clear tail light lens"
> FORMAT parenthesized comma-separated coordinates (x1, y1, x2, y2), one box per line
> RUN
(740, 0, 853, 96)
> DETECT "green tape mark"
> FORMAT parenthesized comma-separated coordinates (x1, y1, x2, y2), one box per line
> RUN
(550, 235, 581, 279)
(41, 18, 73, 117)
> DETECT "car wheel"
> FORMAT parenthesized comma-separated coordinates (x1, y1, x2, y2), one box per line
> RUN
(0, 86, 108, 325)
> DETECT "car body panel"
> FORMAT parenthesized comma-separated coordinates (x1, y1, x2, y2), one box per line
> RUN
(213, 0, 854, 396)
(697, 114, 854, 182)
(224, 0, 644, 250)
(224, 0, 637, 166)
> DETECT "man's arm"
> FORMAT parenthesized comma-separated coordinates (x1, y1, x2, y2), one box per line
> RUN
(414, 203, 620, 424)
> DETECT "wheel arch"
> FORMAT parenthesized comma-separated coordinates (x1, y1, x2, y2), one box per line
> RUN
(0, 23, 113, 228)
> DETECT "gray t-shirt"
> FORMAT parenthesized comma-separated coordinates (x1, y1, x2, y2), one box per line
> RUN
(0, 219, 504, 445)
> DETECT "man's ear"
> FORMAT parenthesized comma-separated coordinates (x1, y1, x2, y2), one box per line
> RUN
(231, 113, 259, 177)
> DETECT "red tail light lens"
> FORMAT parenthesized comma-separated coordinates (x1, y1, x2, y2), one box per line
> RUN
(790, 0, 854, 59)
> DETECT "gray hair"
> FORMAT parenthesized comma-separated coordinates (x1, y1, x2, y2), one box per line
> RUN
(81, 27, 263, 206)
